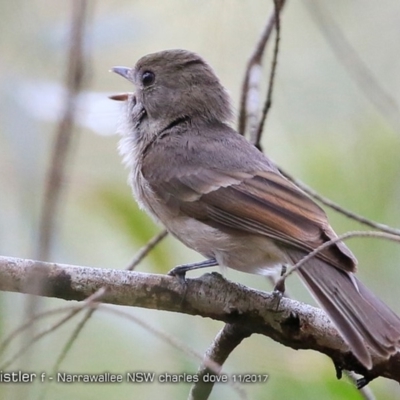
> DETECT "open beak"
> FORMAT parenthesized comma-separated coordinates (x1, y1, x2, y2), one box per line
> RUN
(111, 66, 132, 80)
(109, 66, 133, 101)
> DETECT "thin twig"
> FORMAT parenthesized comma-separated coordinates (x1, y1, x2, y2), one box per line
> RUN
(0, 289, 105, 370)
(237, 0, 286, 137)
(1, 311, 78, 370)
(279, 167, 400, 236)
(0, 306, 81, 356)
(52, 308, 97, 373)
(37, 307, 98, 400)
(303, 0, 400, 134)
(277, 230, 400, 284)
(127, 229, 168, 270)
(189, 324, 251, 400)
(252, 0, 282, 148)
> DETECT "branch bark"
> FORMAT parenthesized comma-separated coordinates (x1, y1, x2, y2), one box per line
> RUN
(0, 255, 399, 385)
(189, 323, 251, 400)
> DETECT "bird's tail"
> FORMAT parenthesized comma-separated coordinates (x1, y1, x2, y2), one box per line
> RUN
(288, 249, 400, 368)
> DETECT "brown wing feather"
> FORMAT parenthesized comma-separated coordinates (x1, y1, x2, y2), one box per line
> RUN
(141, 125, 357, 272)
(154, 168, 357, 272)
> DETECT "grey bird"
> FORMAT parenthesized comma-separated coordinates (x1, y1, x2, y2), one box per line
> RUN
(111, 49, 400, 369)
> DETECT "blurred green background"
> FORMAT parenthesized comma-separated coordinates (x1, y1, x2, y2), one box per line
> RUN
(1, 0, 400, 399)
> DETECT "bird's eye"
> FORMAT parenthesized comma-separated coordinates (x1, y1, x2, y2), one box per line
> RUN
(142, 71, 155, 86)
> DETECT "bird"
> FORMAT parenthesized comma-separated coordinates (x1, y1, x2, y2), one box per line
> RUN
(110, 49, 400, 369)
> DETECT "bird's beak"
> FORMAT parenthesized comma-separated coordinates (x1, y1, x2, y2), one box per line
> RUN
(109, 66, 133, 101)
(108, 93, 132, 101)
(111, 66, 132, 80)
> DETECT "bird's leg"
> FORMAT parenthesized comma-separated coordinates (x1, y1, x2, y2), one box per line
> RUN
(168, 258, 218, 283)
(168, 259, 218, 306)
(272, 264, 287, 310)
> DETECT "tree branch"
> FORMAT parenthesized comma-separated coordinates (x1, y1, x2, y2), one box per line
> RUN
(189, 323, 251, 400)
(0, 255, 399, 384)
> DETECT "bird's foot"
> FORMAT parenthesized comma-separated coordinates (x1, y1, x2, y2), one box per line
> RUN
(272, 265, 287, 311)
(168, 258, 218, 281)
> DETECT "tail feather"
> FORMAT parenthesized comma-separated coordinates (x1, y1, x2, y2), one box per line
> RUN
(288, 249, 400, 368)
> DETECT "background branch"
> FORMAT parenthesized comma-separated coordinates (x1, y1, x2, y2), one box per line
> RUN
(251, 0, 282, 148)
(20, 5, 91, 395)
(237, 0, 286, 138)
(36, 0, 90, 261)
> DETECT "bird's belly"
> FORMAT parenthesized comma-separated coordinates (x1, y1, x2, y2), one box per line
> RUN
(166, 215, 288, 276)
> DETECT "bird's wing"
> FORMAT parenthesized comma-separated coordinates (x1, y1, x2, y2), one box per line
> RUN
(141, 128, 357, 272)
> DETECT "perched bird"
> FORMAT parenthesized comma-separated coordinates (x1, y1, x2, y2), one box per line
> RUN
(111, 49, 400, 369)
